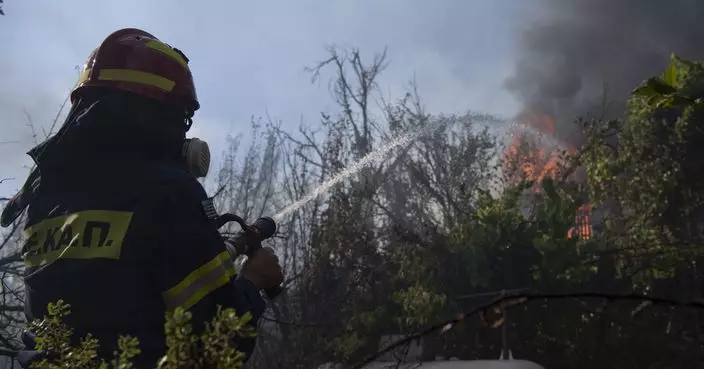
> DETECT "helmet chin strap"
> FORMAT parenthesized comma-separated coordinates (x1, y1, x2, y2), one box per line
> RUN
(185, 114, 194, 132)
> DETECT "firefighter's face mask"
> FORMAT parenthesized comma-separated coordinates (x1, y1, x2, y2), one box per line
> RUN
(182, 137, 210, 178)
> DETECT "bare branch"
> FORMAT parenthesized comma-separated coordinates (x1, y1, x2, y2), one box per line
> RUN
(351, 291, 704, 369)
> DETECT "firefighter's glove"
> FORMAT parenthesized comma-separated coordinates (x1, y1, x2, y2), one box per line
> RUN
(239, 246, 284, 291)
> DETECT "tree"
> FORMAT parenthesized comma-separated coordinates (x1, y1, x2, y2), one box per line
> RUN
(4, 46, 704, 369)
(0, 192, 24, 361)
(582, 54, 704, 283)
(248, 51, 704, 369)
(0, 98, 75, 366)
(215, 46, 504, 368)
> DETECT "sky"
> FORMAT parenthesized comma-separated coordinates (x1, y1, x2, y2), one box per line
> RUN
(0, 0, 537, 198)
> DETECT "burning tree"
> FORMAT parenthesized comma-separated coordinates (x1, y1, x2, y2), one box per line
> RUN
(502, 109, 592, 240)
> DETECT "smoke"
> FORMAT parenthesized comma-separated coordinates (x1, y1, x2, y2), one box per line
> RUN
(505, 0, 704, 146)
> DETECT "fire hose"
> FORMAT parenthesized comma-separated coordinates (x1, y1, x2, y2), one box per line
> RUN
(213, 213, 283, 299)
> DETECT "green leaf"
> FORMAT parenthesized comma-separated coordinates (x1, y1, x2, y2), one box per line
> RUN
(647, 94, 669, 107)
(668, 94, 695, 107)
(655, 96, 675, 109)
(542, 177, 557, 200)
(663, 56, 679, 86)
(646, 77, 677, 95)
(632, 84, 657, 98)
(632, 77, 678, 100)
(670, 53, 696, 71)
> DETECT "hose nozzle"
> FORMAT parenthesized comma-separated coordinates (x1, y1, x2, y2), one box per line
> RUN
(249, 217, 277, 241)
(216, 214, 283, 299)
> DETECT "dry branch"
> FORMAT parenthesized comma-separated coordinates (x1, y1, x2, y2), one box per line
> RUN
(351, 291, 704, 369)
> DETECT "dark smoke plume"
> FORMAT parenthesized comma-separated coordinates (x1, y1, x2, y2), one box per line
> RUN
(505, 0, 704, 146)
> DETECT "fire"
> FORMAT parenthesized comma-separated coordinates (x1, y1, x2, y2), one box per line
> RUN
(505, 108, 593, 240)
(505, 135, 561, 186)
(503, 110, 563, 190)
(568, 204, 593, 240)
(516, 109, 555, 136)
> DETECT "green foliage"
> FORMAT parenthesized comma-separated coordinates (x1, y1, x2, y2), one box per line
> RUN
(632, 54, 704, 110)
(28, 300, 254, 369)
(202, 48, 704, 368)
(531, 179, 594, 284)
(28, 300, 139, 369)
(457, 177, 596, 288)
(328, 330, 364, 361)
(583, 54, 704, 281)
(393, 285, 447, 329)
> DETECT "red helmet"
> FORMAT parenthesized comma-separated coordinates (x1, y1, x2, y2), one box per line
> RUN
(71, 28, 200, 115)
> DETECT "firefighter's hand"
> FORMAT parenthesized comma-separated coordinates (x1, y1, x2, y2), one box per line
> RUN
(239, 247, 284, 291)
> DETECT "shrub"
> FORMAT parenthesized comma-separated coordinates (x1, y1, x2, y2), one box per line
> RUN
(27, 300, 255, 369)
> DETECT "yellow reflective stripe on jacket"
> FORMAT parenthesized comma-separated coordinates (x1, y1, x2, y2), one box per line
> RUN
(98, 69, 176, 92)
(145, 40, 189, 70)
(23, 210, 133, 267)
(162, 250, 237, 312)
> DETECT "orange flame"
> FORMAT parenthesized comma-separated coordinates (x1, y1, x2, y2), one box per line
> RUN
(503, 110, 562, 190)
(516, 110, 556, 136)
(505, 108, 593, 239)
(568, 204, 593, 240)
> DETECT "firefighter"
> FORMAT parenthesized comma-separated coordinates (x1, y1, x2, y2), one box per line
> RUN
(0, 28, 283, 368)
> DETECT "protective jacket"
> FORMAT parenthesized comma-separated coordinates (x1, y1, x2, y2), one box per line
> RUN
(3, 104, 265, 369)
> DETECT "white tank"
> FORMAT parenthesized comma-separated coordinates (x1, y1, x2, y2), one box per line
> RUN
(319, 336, 547, 369)
(358, 359, 546, 369)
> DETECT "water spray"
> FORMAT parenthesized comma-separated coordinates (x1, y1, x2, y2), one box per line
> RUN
(272, 113, 509, 222)
(272, 124, 432, 222)
(211, 113, 569, 301)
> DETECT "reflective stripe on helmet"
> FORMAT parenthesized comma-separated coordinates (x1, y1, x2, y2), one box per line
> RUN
(161, 250, 237, 312)
(145, 40, 190, 70)
(98, 69, 176, 92)
(71, 29, 199, 111)
(76, 68, 92, 88)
